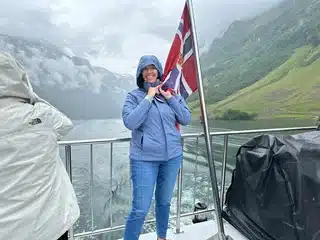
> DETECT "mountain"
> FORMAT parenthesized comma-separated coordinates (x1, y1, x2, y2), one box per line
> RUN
(0, 34, 135, 119)
(202, 45, 320, 120)
(190, 0, 320, 120)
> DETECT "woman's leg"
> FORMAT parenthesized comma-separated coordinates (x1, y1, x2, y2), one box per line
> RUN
(124, 160, 159, 240)
(155, 155, 182, 239)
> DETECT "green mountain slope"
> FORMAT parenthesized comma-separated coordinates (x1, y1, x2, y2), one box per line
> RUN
(208, 45, 320, 120)
(189, 0, 320, 109)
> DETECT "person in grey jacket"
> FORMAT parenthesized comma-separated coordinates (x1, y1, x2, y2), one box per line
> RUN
(0, 52, 79, 240)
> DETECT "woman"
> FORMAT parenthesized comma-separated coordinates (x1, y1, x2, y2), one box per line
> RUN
(122, 55, 191, 240)
(0, 52, 79, 240)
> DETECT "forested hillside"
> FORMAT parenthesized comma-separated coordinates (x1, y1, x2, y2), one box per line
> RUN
(190, 0, 320, 120)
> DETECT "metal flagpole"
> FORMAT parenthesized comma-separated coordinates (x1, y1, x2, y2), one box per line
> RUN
(186, 0, 232, 239)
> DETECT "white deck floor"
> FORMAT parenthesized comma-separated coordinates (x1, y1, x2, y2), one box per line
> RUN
(120, 220, 247, 240)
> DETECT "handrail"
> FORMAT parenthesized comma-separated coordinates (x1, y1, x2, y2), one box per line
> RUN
(58, 126, 316, 146)
(60, 126, 317, 239)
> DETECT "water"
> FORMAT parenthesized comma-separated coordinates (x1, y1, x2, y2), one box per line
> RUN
(60, 118, 314, 239)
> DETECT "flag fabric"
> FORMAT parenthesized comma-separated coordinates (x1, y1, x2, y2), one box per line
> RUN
(161, 2, 198, 99)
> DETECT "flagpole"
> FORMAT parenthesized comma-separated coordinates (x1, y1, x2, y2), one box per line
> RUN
(186, 0, 229, 239)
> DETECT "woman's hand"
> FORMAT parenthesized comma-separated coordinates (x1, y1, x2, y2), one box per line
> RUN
(159, 87, 172, 100)
(147, 86, 159, 97)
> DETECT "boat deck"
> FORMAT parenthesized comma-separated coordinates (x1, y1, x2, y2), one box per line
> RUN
(119, 220, 247, 240)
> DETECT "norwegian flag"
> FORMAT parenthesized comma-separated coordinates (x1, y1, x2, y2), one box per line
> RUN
(162, 2, 198, 99)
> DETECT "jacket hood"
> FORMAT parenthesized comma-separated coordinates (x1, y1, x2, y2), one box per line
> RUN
(136, 55, 163, 88)
(0, 51, 36, 103)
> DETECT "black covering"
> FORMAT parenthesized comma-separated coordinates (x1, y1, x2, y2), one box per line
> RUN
(223, 131, 320, 240)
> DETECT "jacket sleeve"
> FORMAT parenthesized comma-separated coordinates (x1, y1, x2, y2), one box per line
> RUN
(32, 92, 73, 140)
(167, 95, 191, 126)
(122, 92, 153, 130)
(33, 101, 73, 140)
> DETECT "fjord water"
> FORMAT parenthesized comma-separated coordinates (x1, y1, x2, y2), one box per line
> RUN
(60, 118, 313, 239)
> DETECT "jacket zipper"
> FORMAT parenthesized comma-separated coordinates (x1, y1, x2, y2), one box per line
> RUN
(141, 134, 144, 149)
(154, 101, 168, 161)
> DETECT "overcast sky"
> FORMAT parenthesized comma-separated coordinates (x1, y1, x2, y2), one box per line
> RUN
(0, 0, 281, 74)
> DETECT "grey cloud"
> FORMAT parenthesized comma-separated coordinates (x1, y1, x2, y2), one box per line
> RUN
(0, 0, 282, 73)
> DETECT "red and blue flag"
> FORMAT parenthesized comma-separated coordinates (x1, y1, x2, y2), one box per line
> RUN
(162, 2, 198, 99)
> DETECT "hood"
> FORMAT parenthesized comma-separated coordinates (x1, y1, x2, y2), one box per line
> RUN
(136, 55, 163, 88)
(0, 51, 36, 103)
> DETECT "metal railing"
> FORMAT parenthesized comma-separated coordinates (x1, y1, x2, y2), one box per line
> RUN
(58, 126, 316, 239)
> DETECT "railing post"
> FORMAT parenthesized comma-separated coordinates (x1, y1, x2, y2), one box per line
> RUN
(175, 138, 184, 234)
(65, 145, 74, 240)
(220, 135, 228, 209)
(90, 144, 94, 231)
(193, 137, 199, 206)
(109, 142, 113, 227)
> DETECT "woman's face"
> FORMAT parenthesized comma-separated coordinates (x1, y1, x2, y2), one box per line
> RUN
(142, 65, 158, 83)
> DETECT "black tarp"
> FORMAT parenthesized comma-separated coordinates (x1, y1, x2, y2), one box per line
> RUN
(223, 130, 320, 240)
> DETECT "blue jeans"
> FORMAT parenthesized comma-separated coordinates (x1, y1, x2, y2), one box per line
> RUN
(123, 155, 182, 240)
